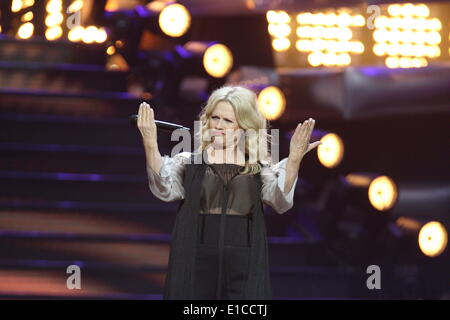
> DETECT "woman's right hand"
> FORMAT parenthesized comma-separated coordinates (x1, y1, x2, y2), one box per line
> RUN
(137, 102, 158, 149)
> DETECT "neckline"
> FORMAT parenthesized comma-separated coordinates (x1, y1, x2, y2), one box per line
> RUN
(209, 163, 245, 167)
(203, 148, 246, 167)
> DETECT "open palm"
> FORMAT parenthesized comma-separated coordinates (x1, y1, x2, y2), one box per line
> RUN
(289, 118, 321, 162)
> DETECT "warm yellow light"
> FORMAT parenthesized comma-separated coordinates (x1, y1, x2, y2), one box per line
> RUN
(429, 18, 442, 31)
(428, 46, 440, 58)
(68, 25, 83, 42)
(352, 14, 365, 27)
(146, 0, 168, 12)
(317, 133, 344, 168)
(336, 12, 352, 27)
(418, 221, 448, 257)
(257, 86, 286, 120)
(68, 0, 84, 13)
(295, 40, 310, 52)
(350, 41, 364, 54)
(308, 52, 323, 66)
(105, 0, 120, 12)
(95, 28, 108, 43)
(373, 44, 386, 56)
(267, 10, 278, 24)
(388, 4, 402, 17)
(368, 176, 398, 211)
(11, 0, 23, 13)
(276, 11, 291, 24)
(268, 23, 291, 38)
(45, 26, 63, 40)
(45, 12, 64, 27)
(386, 56, 400, 68)
(322, 13, 336, 27)
(21, 12, 34, 22)
(107, 45, 116, 55)
(425, 31, 441, 45)
(82, 26, 97, 44)
(314, 13, 327, 26)
(46, 0, 63, 13)
(336, 53, 351, 66)
(322, 53, 337, 66)
(158, 3, 191, 37)
(402, 3, 415, 17)
(297, 12, 313, 25)
(272, 38, 290, 52)
(17, 22, 34, 39)
(267, 10, 290, 24)
(203, 43, 233, 78)
(399, 57, 412, 68)
(374, 16, 388, 29)
(345, 174, 372, 187)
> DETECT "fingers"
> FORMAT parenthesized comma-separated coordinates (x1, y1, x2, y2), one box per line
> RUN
(138, 103, 143, 127)
(306, 141, 321, 153)
(306, 118, 315, 141)
(138, 102, 154, 126)
(297, 118, 314, 138)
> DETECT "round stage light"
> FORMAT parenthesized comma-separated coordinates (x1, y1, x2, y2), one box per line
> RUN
(203, 43, 233, 78)
(317, 133, 344, 168)
(368, 175, 398, 211)
(17, 22, 34, 39)
(158, 3, 191, 38)
(418, 221, 448, 257)
(257, 86, 286, 120)
(82, 26, 97, 44)
(68, 25, 84, 42)
(46, 26, 63, 40)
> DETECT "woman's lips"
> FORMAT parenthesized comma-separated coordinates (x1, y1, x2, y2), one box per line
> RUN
(212, 130, 225, 136)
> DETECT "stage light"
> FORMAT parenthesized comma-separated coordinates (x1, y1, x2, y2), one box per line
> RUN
(179, 42, 233, 79)
(158, 3, 191, 38)
(45, 25, 62, 40)
(17, 21, 33, 39)
(81, 25, 97, 44)
(267, 10, 291, 52)
(293, 9, 365, 67)
(45, 0, 63, 41)
(317, 133, 344, 168)
(68, 0, 83, 13)
(373, 4, 440, 68)
(45, 12, 63, 27)
(418, 221, 448, 258)
(106, 45, 116, 55)
(46, 0, 62, 13)
(368, 175, 398, 211)
(203, 43, 234, 78)
(68, 25, 83, 42)
(12, 0, 24, 13)
(257, 86, 286, 120)
(95, 27, 107, 43)
(272, 38, 291, 52)
(21, 11, 33, 22)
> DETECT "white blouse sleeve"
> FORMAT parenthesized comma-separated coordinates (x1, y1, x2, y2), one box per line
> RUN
(260, 157, 298, 214)
(146, 152, 191, 202)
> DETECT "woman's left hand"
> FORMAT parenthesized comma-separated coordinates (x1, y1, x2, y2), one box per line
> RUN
(288, 118, 321, 163)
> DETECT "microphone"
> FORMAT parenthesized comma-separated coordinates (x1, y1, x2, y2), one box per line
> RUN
(129, 115, 190, 132)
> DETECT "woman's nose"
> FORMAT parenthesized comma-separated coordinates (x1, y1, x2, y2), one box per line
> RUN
(215, 120, 224, 129)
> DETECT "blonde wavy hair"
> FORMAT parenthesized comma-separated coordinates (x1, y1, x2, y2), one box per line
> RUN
(195, 86, 272, 175)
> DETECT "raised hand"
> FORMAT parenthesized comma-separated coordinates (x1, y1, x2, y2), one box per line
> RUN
(137, 102, 158, 149)
(288, 118, 321, 163)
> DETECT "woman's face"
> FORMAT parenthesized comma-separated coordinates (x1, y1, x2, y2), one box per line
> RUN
(208, 101, 242, 149)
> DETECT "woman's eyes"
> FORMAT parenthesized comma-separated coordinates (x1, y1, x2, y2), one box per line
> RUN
(212, 116, 232, 123)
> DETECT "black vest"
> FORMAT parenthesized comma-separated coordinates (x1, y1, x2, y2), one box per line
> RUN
(163, 152, 272, 300)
